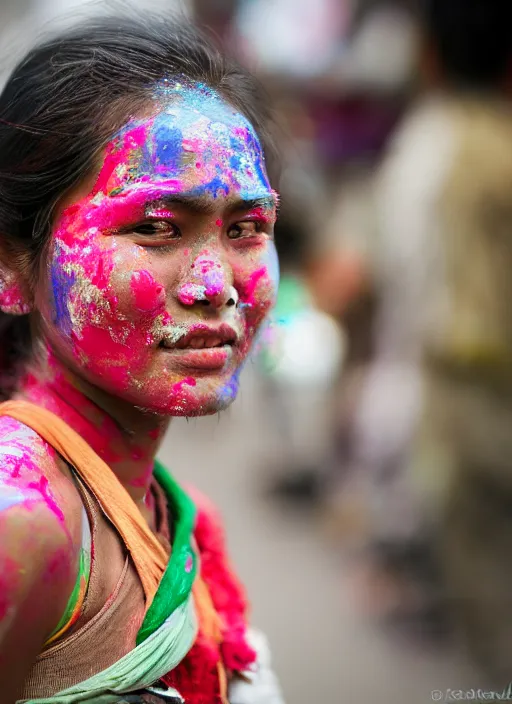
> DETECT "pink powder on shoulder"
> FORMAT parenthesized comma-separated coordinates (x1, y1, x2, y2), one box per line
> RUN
(27, 476, 65, 524)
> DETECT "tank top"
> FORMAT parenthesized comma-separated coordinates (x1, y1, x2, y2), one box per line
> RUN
(20, 475, 173, 701)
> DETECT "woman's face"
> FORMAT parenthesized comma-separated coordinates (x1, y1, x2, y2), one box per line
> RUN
(37, 84, 279, 416)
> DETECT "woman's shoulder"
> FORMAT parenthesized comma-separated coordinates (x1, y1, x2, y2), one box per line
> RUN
(0, 413, 83, 548)
(0, 415, 84, 699)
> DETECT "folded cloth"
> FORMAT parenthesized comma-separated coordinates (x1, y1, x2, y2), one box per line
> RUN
(229, 630, 286, 704)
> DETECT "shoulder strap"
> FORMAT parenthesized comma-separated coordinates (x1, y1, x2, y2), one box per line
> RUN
(0, 400, 166, 607)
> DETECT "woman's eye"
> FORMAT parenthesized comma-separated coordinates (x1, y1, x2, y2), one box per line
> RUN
(227, 221, 263, 240)
(132, 221, 181, 239)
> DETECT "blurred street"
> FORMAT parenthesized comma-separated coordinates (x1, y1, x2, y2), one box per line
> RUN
(160, 366, 472, 704)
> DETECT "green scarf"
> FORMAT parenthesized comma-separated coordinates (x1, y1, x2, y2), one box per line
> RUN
(136, 459, 197, 644)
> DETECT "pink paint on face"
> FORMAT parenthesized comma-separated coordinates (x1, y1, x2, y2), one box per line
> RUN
(171, 377, 197, 393)
(165, 377, 198, 415)
(177, 282, 206, 306)
(244, 207, 274, 225)
(192, 251, 225, 299)
(177, 249, 226, 305)
(131, 270, 165, 313)
(240, 267, 268, 308)
(91, 121, 150, 197)
(0, 275, 31, 315)
(39, 84, 279, 416)
(77, 325, 131, 389)
(49, 206, 165, 395)
(233, 243, 279, 355)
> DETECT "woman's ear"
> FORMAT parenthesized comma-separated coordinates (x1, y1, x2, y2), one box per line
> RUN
(0, 243, 33, 315)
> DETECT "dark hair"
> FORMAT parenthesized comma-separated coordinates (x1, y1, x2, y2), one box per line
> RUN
(425, 0, 512, 88)
(0, 12, 277, 398)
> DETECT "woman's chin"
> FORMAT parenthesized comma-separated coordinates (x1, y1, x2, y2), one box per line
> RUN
(152, 395, 237, 417)
(134, 377, 240, 417)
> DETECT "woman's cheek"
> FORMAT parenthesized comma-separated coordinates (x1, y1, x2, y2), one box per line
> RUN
(80, 259, 165, 389)
(236, 243, 279, 349)
(130, 268, 166, 313)
(263, 242, 280, 302)
(48, 235, 161, 392)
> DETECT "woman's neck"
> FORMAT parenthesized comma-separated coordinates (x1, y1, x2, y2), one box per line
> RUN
(16, 342, 169, 507)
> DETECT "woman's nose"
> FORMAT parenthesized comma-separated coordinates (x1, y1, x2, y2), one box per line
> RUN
(177, 251, 238, 309)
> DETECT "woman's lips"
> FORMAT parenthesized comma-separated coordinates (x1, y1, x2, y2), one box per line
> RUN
(160, 344, 234, 370)
(160, 323, 239, 371)
(177, 324, 237, 348)
(158, 322, 239, 370)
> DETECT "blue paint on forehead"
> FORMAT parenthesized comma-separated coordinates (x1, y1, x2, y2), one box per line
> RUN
(230, 152, 242, 172)
(190, 174, 231, 199)
(154, 78, 242, 122)
(150, 113, 183, 173)
(112, 82, 270, 197)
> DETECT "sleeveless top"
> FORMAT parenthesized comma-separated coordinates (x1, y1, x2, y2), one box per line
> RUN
(20, 474, 167, 700)
(17, 470, 259, 704)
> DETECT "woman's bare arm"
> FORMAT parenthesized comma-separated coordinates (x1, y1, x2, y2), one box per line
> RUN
(0, 430, 82, 703)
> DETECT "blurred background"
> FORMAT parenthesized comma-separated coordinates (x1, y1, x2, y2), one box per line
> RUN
(3, 0, 512, 701)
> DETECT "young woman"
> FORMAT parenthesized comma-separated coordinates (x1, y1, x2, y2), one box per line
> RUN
(0, 14, 283, 704)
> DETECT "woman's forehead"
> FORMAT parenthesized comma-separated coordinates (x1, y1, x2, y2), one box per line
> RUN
(90, 84, 269, 200)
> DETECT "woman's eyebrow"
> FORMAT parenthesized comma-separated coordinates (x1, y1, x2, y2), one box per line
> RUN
(141, 192, 278, 216)
(225, 195, 277, 214)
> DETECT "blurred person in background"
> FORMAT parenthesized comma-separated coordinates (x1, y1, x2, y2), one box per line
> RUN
(416, 0, 512, 685)
(265, 189, 375, 504)
(330, 0, 512, 679)
(235, 2, 412, 504)
(254, 196, 348, 498)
